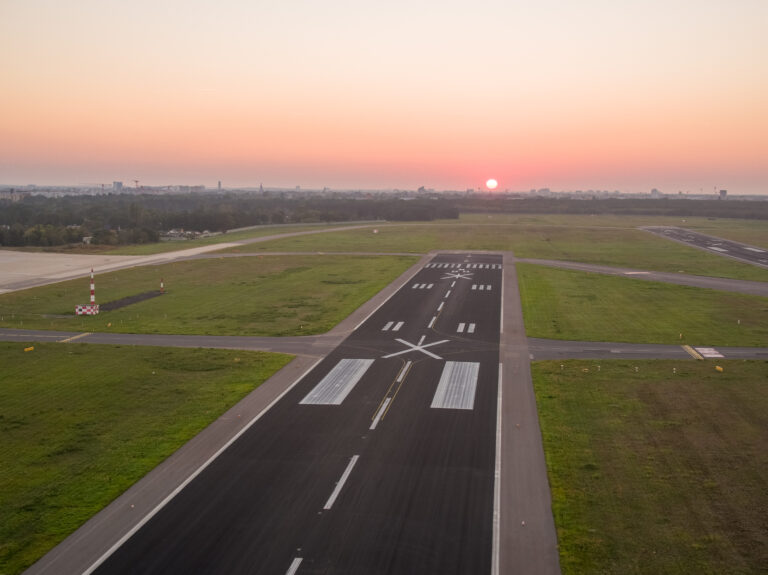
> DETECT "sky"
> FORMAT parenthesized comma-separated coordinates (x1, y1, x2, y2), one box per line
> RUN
(2, 0, 767, 193)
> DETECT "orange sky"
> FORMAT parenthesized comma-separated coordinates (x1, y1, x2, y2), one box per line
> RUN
(2, 0, 767, 193)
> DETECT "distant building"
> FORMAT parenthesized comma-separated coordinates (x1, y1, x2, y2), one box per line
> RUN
(651, 188, 662, 198)
(113, 181, 123, 192)
(719, 189, 727, 200)
(218, 180, 222, 191)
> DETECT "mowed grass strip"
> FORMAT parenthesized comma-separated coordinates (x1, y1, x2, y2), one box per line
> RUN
(517, 263, 768, 346)
(104, 222, 366, 255)
(226, 222, 768, 281)
(533, 359, 768, 574)
(0, 255, 416, 335)
(0, 342, 292, 575)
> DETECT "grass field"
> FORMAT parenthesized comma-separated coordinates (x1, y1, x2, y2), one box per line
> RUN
(533, 359, 768, 574)
(0, 342, 292, 575)
(517, 263, 768, 346)
(0, 255, 416, 335)
(224, 221, 768, 281)
(104, 222, 367, 255)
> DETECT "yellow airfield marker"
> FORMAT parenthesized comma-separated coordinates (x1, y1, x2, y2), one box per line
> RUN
(682, 345, 704, 360)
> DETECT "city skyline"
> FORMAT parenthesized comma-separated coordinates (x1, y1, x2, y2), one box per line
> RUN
(2, 0, 767, 194)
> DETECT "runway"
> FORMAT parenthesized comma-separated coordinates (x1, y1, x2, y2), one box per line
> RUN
(642, 226, 768, 270)
(79, 253, 504, 574)
(13, 248, 768, 575)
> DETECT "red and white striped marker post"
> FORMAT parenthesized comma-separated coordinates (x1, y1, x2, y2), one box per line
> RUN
(160, 278, 164, 294)
(90, 268, 96, 304)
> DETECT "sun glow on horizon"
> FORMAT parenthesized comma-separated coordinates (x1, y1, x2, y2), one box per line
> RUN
(486, 179, 498, 190)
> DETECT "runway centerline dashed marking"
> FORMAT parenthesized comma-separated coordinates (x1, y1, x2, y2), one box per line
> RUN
(323, 455, 360, 510)
(286, 558, 303, 575)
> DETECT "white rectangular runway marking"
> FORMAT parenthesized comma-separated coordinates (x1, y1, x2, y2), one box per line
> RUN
(382, 321, 394, 331)
(709, 246, 728, 252)
(468, 323, 476, 333)
(437, 302, 444, 311)
(370, 397, 391, 430)
(412, 283, 419, 289)
(451, 281, 456, 287)
(427, 283, 434, 289)
(300, 359, 374, 405)
(431, 361, 480, 410)
(286, 558, 303, 575)
(746, 247, 765, 253)
(695, 347, 724, 358)
(323, 455, 360, 509)
(428, 316, 437, 328)
(472, 284, 477, 290)
(393, 321, 404, 332)
(444, 290, 451, 298)
(457, 322, 466, 333)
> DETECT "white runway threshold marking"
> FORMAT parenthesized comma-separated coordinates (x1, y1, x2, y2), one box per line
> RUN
(324, 455, 360, 510)
(431, 361, 480, 410)
(709, 246, 728, 252)
(300, 359, 374, 405)
(745, 247, 765, 253)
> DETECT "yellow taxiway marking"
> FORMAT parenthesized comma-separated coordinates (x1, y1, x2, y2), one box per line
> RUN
(682, 345, 704, 360)
(59, 332, 91, 343)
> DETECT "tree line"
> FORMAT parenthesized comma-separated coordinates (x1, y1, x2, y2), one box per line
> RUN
(0, 193, 459, 247)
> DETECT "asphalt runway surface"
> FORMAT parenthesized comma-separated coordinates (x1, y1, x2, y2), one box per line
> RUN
(642, 226, 768, 269)
(77, 253, 504, 575)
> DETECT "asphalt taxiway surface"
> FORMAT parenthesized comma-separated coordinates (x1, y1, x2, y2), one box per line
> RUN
(642, 226, 768, 270)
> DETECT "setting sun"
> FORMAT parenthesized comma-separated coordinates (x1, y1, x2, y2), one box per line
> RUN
(486, 179, 498, 190)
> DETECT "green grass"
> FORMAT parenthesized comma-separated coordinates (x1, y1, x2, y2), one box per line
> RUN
(0, 342, 292, 575)
(518, 263, 768, 346)
(103, 222, 367, 255)
(0, 255, 416, 335)
(533, 359, 768, 574)
(225, 221, 768, 281)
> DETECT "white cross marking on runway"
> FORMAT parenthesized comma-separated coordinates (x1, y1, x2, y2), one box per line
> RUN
(382, 338, 449, 359)
(441, 271, 473, 280)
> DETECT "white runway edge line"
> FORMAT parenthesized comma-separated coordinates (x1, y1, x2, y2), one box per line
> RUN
(81, 357, 324, 575)
(323, 455, 360, 510)
(353, 260, 428, 331)
(499, 265, 504, 334)
(491, 363, 502, 575)
(286, 557, 303, 575)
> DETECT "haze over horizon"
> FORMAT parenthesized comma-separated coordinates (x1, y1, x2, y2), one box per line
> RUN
(2, 0, 767, 194)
